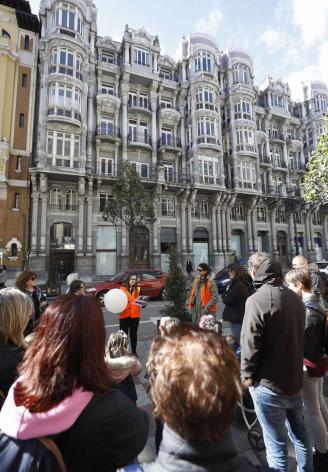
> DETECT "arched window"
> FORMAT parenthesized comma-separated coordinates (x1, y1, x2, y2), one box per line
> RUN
(2, 29, 10, 39)
(11, 243, 18, 257)
(53, 2, 83, 34)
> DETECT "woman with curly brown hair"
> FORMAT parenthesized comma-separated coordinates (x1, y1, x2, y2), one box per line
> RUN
(0, 295, 148, 472)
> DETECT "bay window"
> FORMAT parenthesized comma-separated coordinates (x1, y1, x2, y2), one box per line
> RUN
(234, 98, 252, 119)
(50, 47, 82, 80)
(272, 94, 284, 108)
(197, 117, 217, 144)
(237, 161, 256, 189)
(198, 155, 219, 184)
(161, 128, 173, 146)
(48, 83, 82, 120)
(54, 2, 83, 34)
(101, 84, 114, 95)
(131, 162, 149, 180)
(235, 127, 255, 152)
(101, 53, 115, 64)
(163, 162, 174, 182)
(232, 64, 251, 84)
(99, 119, 114, 136)
(46, 130, 80, 168)
(195, 51, 212, 73)
(196, 87, 215, 110)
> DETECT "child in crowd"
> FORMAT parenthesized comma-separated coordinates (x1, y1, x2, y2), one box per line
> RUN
(106, 330, 141, 404)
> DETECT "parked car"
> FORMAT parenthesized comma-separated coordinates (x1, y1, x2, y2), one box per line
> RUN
(316, 261, 328, 276)
(85, 269, 167, 305)
(214, 262, 249, 295)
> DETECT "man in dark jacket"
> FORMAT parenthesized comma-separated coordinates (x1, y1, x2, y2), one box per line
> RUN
(241, 253, 313, 472)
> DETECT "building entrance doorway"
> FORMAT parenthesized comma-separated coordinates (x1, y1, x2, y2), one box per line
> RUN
(49, 223, 76, 283)
(193, 227, 209, 268)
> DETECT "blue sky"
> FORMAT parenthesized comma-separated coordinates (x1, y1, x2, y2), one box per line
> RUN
(29, 0, 328, 100)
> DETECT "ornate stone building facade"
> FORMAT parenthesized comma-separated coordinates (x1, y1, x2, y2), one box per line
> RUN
(30, 0, 328, 280)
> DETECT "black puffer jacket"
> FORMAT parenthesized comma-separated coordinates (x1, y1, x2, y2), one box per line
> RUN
(222, 279, 253, 325)
(0, 343, 24, 401)
(241, 258, 305, 395)
(303, 293, 326, 362)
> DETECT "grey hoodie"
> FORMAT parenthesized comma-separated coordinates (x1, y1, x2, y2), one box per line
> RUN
(241, 258, 305, 395)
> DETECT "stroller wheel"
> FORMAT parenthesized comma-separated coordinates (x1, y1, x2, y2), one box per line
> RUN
(248, 428, 265, 451)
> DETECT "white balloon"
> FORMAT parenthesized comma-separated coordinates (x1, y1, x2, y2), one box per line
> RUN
(104, 288, 128, 314)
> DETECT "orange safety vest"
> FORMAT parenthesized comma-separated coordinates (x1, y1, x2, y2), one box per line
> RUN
(189, 279, 217, 314)
(119, 286, 141, 319)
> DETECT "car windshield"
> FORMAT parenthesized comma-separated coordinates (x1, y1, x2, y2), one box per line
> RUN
(107, 272, 125, 281)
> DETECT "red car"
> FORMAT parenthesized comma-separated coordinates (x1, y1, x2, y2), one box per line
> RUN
(85, 269, 167, 305)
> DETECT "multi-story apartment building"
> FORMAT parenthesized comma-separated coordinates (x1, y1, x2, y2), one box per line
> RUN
(0, 0, 39, 275)
(30, 0, 328, 280)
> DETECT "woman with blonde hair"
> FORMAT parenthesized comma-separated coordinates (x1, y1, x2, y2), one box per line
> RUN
(0, 288, 33, 401)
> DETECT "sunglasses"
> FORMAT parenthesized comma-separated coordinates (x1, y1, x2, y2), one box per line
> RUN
(197, 268, 205, 272)
(30, 277, 36, 281)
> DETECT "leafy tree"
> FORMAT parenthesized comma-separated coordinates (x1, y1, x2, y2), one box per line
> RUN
(303, 118, 328, 204)
(161, 247, 190, 321)
(103, 161, 156, 230)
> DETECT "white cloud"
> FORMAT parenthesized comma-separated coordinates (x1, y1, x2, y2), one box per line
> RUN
(258, 28, 286, 53)
(284, 39, 328, 100)
(194, 7, 223, 37)
(291, 0, 328, 48)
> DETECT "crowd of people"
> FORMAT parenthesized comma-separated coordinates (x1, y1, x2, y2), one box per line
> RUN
(0, 253, 327, 471)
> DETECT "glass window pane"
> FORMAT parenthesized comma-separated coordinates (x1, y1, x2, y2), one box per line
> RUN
(64, 140, 70, 157)
(60, 51, 66, 65)
(69, 12, 75, 29)
(62, 10, 67, 27)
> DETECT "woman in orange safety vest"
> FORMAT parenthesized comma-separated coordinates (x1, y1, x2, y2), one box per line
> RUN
(119, 274, 141, 355)
(189, 262, 218, 324)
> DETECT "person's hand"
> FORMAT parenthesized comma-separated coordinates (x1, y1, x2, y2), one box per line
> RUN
(242, 378, 253, 388)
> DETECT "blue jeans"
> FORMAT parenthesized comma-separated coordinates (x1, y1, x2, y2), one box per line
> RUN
(224, 321, 242, 341)
(249, 384, 313, 472)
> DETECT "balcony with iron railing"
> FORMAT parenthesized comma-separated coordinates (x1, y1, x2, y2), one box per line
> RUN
(157, 137, 182, 149)
(128, 132, 152, 147)
(236, 143, 257, 154)
(128, 98, 151, 114)
(268, 132, 285, 142)
(97, 125, 120, 139)
(259, 154, 272, 166)
(197, 136, 220, 148)
(49, 203, 77, 212)
(96, 162, 157, 182)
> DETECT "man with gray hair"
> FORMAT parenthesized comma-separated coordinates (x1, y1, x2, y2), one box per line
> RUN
(292, 255, 325, 302)
(241, 253, 312, 471)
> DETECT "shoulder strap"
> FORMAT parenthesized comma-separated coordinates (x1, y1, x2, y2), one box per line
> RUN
(38, 437, 67, 472)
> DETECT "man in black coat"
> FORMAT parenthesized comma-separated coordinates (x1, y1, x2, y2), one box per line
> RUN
(241, 253, 312, 472)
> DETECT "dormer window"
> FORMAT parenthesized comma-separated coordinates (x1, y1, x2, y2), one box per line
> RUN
(101, 53, 115, 64)
(272, 94, 284, 108)
(134, 47, 150, 66)
(159, 68, 172, 80)
(195, 51, 212, 73)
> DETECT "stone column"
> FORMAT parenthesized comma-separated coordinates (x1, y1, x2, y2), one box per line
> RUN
(151, 93, 157, 166)
(86, 197, 93, 254)
(40, 194, 48, 253)
(247, 210, 253, 254)
(78, 197, 85, 253)
(217, 208, 223, 254)
(124, 43, 130, 65)
(211, 206, 218, 253)
(271, 209, 278, 254)
(305, 216, 312, 252)
(181, 61, 186, 81)
(181, 202, 187, 253)
(221, 207, 227, 253)
(30, 194, 39, 253)
(226, 208, 231, 252)
(289, 213, 295, 256)
(252, 210, 258, 252)
(187, 204, 193, 253)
